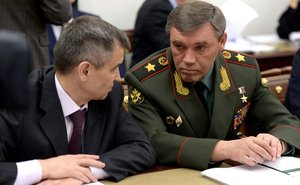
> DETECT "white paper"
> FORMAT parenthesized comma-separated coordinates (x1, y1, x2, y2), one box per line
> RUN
(201, 157, 300, 185)
(84, 182, 105, 185)
(221, 0, 258, 42)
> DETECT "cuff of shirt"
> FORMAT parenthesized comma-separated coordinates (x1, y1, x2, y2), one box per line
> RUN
(15, 160, 42, 185)
(89, 166, 109, 180)
(282, 145, 296, 156)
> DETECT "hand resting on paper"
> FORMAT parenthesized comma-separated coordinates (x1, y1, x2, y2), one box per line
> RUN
(210, 133, 287, 166)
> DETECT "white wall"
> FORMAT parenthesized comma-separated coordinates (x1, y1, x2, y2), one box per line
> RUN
(79, 0, 290, 36)
(78, 0, 145, 30)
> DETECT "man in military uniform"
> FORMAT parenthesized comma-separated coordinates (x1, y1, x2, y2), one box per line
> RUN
(125, 1, 300, 170)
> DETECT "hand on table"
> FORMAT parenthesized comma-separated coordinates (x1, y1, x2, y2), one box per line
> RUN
(39, 154, 105, 183)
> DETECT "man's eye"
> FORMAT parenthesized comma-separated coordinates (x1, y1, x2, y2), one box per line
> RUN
(175, 44, 183, 50)
(196, 45, 207, 53)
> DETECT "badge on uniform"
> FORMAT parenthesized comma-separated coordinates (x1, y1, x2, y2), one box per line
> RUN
(175, 115, 183, 127)
(238, 86, 248, 103)
(220, 66, 231, 91)
(166, 116, 175, 125)
(174, 71, 189, 96)
(129, 87, 144, 104)
(166, 115, 183, 127)
(158, 56, 168, 66)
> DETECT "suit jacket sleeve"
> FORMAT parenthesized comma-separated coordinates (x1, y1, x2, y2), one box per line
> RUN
(40, 0, 72, 25)
(96, 82, 156, 182)
(0, 110, 21, 184)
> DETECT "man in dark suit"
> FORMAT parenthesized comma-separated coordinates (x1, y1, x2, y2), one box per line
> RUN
(131, 0, 187, 68)
(277, 0, 300, 39)
(0, 16, 155, 184)
(286, 49, 300, 119)
(125, 1, 300, 170)
(0, 0, 72, 69)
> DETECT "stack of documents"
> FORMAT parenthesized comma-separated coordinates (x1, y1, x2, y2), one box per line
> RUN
(201, 156, 300, 185)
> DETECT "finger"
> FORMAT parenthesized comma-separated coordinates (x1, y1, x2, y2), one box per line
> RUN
(78, 158, 105, 168)
(268, 137, 281, 160)
(68, 166, 93, 183)
(245, 156, 257, 166)
(275, 140, 282, 158)
(248, 151, 264, 164)
(75, 154, 100, 160)
(249, 140, 273, 161)
(76, 166, 98, 183)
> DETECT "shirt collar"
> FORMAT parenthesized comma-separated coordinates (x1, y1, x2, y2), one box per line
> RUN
(201, 64, 214, 92)
(169, 0, 177, 8)
(55, 74, 88, 117)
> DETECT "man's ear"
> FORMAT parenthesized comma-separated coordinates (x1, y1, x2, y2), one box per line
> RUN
(219, 32, 227, 51)
(78, 61, 91, 80)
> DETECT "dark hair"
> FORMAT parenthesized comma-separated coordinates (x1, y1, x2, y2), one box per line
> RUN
(165, 0, 226, 40)
(54, 15, 130, 74)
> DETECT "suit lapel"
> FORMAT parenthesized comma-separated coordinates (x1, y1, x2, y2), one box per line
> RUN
(39, 70, 69, 155)
(208, 53, 237, 139)
(83, 101, 107, 154)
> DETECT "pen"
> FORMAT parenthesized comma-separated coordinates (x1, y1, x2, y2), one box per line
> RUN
(258, 163, 290, 175)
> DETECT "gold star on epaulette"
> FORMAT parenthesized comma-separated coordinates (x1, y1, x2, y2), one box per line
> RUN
(145, 63, 156, 72)
(235, 53, 245, 62)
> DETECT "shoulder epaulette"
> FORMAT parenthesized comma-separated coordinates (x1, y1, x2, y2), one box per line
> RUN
(131, 51, 169, 82)
(222, 49, 256, 68)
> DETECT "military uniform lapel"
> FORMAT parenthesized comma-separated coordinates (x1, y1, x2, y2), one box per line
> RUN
(168, 50, 210, 136)
(207, 52, 237, 139)
(39, 71, 69, 155)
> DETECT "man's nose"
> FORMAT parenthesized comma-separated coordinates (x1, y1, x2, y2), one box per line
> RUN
(182, 49, 196, 64)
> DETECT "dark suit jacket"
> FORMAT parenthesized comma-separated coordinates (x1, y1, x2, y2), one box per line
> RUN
(0, 0, 72, 69)
(277, 5, 300, 39)
(47, 1, 90, 65)
(0, 66, 156, 184)
(131, 0, 173, 68)
(286, 49, 300, 119)
(125, 48, 300, 170)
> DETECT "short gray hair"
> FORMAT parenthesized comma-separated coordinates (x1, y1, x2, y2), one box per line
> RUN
(54, 15, 130, 74)
(165, 0, 226, 40)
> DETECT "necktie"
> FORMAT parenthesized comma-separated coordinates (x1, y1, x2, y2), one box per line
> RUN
(194, 82, 208, 113)
(68, 109, 86, 154)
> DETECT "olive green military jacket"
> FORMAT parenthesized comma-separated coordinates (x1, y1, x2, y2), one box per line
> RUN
(125, 48, 300, 170)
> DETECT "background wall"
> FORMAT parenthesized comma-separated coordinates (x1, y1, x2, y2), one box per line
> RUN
(79, 0, 290, 36)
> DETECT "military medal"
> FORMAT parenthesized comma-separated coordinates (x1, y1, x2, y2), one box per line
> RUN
(238, 86, 248, 103)
(233, 103, 250, 130)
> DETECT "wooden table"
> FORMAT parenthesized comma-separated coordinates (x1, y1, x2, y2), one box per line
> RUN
(100, 168, 220, 185)
(254, 50, 296, 71)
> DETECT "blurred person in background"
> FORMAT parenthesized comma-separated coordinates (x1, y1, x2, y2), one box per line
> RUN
(277, 0, 300, 39)
(0, 0, 72, 69)
(130, 0, 188, 68)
